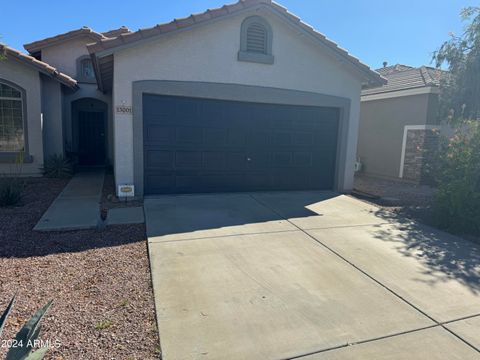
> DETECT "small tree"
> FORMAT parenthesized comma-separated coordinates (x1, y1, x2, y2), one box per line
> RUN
(431, 8, 480, 236)
(433, 6, 480, 123)
(433, 122, 480, 235)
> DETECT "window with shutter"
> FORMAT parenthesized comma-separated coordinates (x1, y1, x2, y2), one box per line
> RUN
(238, 16, 274, 64)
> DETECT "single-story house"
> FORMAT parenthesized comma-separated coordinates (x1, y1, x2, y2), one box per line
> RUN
(0, 0, 384, 197)
(357, 63, 444, 182)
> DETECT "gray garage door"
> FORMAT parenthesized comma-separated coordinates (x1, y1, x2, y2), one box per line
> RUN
(143, 94, 339, 195)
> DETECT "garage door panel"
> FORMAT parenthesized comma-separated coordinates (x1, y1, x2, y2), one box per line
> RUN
(292, 132, 315, 146)
(272, 152, 293, 167)
(271, 132, 293, 146)
(247, 131, 270, 147)
(246, 173, 272, 189)
(145, 174, 175, 193)
(175, 99, 199, 120)
(274, 172, 311, 189)
(143, 94, 338, 195)
(176, 127, 203, 145)
(203, 152, 228, 170)
(146, 150, 174, 169)
(201, 173, 245, 191)
(227, 130, 248, 147)
(203, 128, 228, 146)
(293, 152, 313, 167)
(143, 96, 176, 117)
(175, 151, 202, 169)
(227, 153, 247, 170)
(246, 152, 271, 169)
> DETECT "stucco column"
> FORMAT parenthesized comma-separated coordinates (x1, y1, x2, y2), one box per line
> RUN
(113, 111, 135, 193)
(343, 95, 361, 192)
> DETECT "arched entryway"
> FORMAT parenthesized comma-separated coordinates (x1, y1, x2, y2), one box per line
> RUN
(71, 98, 108, 166)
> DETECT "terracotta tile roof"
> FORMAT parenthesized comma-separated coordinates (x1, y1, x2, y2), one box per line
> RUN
(362, 64, 445, 96)
(24, 27, 107, 54)
(102, 26, 131, 38)
(376, 64, 415, 76)
(87, 0, 385, 87)
(0, 44, 78, 88)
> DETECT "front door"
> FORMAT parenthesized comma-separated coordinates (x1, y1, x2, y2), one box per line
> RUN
(78, 111, 106, 166)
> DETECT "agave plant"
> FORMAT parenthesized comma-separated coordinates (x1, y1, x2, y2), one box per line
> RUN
(0, 296, 53, 360)
(41, 154, 73, 179)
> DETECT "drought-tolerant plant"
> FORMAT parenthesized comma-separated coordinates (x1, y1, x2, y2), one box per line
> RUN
(0, 153, 25, 207)
(95, 319, 113, 330)
(41, 154, 73, 179)
(0, 296, 53, 360)
(0, 177, 24, 207)
(432, 121, 480, 235)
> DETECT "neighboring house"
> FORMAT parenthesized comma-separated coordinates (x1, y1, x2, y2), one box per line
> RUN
(0, 0, 384, 197)
(358, 64, 444, 182)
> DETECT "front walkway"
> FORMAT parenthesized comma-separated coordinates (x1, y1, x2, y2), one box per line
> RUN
(145, 192, 480, 359)
(34, 170, 105, 231)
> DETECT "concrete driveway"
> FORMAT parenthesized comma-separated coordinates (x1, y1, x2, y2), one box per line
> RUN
(145, 192, 480, 360)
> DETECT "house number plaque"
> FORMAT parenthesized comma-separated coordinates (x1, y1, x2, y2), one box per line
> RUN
(116, 105, 132, 114)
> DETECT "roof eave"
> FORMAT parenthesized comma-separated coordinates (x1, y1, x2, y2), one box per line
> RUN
(361, 85, 440, 99)
(362, 74, 388, 89)
(90, 52, 106, 92)
(88, 0, 381, 85)
(24, 29, 106, 54)
(1, 45, 78, 89)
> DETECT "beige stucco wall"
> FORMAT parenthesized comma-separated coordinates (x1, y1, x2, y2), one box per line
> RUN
(41, 75, 63, 158)
(40, 37, 91, 78)
(112, 8, 364, 193)
(0, 58, 44, 175)
(358, 92, 439, 179)
(41, 36, 114, 165)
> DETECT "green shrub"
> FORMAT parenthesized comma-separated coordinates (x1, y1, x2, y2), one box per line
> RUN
(41, 154, 73, 178)
(0, 177, 24, 207)
(433, 121, 480, 235)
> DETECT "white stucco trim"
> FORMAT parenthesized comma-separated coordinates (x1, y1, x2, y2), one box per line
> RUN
(399, 125, 439, 178)
(362, 86, 440, 102)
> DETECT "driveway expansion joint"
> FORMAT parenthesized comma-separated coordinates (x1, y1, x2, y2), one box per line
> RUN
(248, 193, 480, 355)
(285, 323, 442, 359)
(148, 228, 302, 244)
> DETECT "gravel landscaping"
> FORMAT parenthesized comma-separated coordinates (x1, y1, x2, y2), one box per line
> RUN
(354, 173, 435, 207)
(353, 173, 479, 244)
(102, 170, 143, 210)
(0, 177, 159, 359)
(353, 173, 436, 223)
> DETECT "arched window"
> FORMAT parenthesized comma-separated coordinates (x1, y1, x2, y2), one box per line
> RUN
(238, 16, 274, 64)
(77, 55, 96, 83)
(0, 81, 24, 152)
